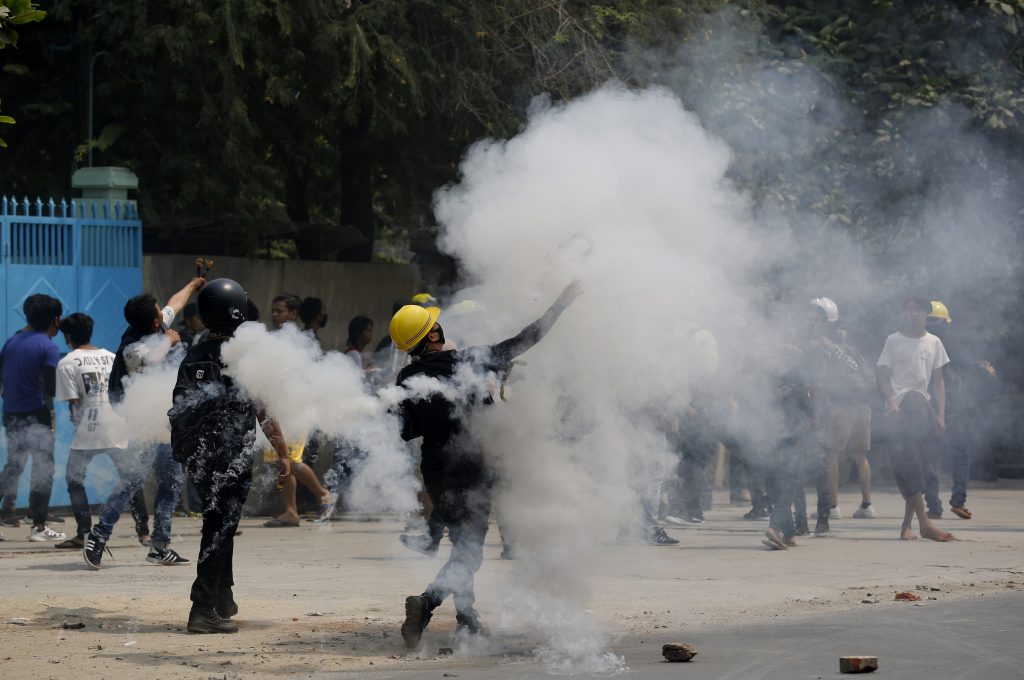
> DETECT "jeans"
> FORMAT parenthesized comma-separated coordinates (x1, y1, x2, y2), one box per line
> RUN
(92, 443, 182, 548)
(924, 415, 970, 512)
(0, 409, 55, 526)
(66, 447, 124, 539)
(767, 436, 804, 540)
(423, 481, 491, 618)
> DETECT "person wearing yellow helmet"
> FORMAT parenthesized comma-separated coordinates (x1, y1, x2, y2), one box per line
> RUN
(393, 282, 581, 650)
(928, 300, 952, 325)
(410, 292, 438, 308)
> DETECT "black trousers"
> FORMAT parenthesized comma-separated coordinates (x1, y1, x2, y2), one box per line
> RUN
(423, 481, 491, 617)
(187, 445, 253, 610)
(64, 447, 147, 539)
(0, 409, 54, 526)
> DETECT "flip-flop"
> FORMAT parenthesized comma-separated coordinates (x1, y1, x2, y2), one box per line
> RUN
(262, 518, 300, 528)
(763, 527, 788, 550)
(762, 538, 788, 550)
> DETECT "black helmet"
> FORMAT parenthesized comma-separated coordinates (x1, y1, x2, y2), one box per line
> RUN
(198, 278, 248, 331)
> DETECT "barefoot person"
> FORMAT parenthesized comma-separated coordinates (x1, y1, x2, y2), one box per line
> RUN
(876, 297, 953, 543)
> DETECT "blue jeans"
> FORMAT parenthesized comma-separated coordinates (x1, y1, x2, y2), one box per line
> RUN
(93, 443, 182, 548)
(924, 414, 970, 512)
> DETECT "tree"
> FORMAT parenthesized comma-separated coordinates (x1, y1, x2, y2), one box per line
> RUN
(0, 0, 46, 148)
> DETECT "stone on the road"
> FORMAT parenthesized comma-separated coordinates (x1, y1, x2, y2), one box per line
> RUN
(840, 656, 879, 673)
(662, 643, 697, 662)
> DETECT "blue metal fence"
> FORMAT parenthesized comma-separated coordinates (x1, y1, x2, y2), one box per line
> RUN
(2, 195, 143, 512)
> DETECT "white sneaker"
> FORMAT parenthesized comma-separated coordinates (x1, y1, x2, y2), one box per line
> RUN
(663, 515, 688, 526)
(0, 530, 6, 541)
(852, 504, 876, 519)
(29, 526, 67, 542)
(831, 507, 842, 520)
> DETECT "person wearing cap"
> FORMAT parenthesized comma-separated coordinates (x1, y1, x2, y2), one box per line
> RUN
(390, 282, 581, 649)
(923, 300, 990, 521)
(169, 278, 293, 633)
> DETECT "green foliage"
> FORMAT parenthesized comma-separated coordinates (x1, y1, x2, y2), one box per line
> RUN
(0, 0, 45, 148)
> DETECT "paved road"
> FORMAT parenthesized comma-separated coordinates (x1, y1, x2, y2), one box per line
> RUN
(331, 593, 1024, 679)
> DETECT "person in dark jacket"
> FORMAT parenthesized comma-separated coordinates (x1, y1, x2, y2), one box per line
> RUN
(169, 278, 292, 634)
(391, 282, 581, 649)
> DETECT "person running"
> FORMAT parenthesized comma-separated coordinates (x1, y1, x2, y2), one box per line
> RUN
(83, 277, 204, 568)
(169, 278, 293, 633)
(876, 297, 954, 543)
(391, 282, 581, 649)
(0, 294, 66, 542)
(51, 314, 129, 549)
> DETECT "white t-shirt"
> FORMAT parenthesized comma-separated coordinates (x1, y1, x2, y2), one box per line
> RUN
(876, 331, 950, 404)
(55, 348, 128, 450)
(123, 306, 176, 374)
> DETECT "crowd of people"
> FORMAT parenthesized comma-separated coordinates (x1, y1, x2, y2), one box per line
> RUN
(0, 273, 1000, 644)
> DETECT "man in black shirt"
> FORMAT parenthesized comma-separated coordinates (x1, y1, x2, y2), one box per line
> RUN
(391, 283, 580, 649)
(169, 279, 292, 634)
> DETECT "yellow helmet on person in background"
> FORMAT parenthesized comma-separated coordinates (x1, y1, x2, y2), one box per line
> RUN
(389, 305, 441, 352)
(411, 293, 438, 307)
(929, 300, 952, 324)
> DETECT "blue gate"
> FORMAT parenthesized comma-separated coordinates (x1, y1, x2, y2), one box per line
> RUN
(2, 195, 143, 513)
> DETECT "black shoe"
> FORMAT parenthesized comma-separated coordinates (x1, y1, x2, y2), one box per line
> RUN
(83, 532, 111, 570)
(401, 595, 433, 649)
(814, 520, 830, 535)
(399, 532, 439, 557)
(742, 508, 768, 520)
(795, 522, 810, 536)
(216, 591, 239, 619)
(55, 536, 85, 550)
(456, 609, 486, 636)
(187, 607, 238, 634)
(647, 526, 680, 545)
(0, 515, 20, 528)
(146, 546, 190, 566)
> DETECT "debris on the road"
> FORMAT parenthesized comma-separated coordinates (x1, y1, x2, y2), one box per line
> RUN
(840, 656, 878, 673)
(62, 622, 85, 630)
(8, 619, 29, 626)
(662, 643, 697, 662)
(438, 647, 454, 656)
(894, 591, 921, 601)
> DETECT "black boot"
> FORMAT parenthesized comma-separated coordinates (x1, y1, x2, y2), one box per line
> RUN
(455, 609, 486, 636)
(216, 589, 239, 619)
(401, 595, 434, 649)
(187, 606, 238, 634)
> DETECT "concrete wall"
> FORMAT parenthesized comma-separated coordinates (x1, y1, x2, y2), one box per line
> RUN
(144, 255, 420, 352)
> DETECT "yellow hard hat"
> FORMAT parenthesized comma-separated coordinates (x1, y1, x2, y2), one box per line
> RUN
(390, 305, 441, 352)
(411, 293, 437, 307)
(449, 299, 485, 316)
(929, 300, 952, 323)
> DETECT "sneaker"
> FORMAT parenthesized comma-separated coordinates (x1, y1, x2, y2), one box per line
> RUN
(187, 607, 238, 634)
(29, 526, 67, 542)
(663, 515, 688, 526)
(811, 507, 842, 520)
(852, 504, 877, 519)
(83, 532, 111, 569)
(401, 595, 434, 649)
(794, 523, 810, 536)
(814, 520, 830, 535)
(55, 536, 85, 549)
(742, 508, 769, 520)
(0, 530, 5, 541)
(146, 546, 190, 566)
(314, 492, 339, 523)
(399, 532, 439, 557)
(951, 506, 972, 520)
(683, 516, 706, 525)
(647, 526, 680, 545)
(0, 516, 19, 528)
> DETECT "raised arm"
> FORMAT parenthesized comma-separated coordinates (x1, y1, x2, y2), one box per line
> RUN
(164, 277, 207, 318)
(484, 282, 582, 369)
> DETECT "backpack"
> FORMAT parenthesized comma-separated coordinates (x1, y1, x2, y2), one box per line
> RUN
(168, 358, 253, 464)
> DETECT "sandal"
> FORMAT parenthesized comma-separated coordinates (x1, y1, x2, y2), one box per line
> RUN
(763, 527, 788, 550)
